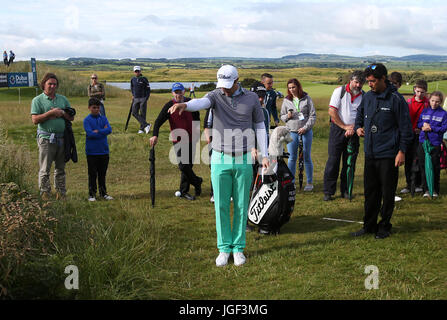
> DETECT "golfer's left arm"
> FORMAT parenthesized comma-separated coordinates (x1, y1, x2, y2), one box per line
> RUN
(254, 121, 269, 168)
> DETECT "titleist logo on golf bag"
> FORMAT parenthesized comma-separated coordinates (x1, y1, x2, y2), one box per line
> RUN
(248, 182, 278, 224)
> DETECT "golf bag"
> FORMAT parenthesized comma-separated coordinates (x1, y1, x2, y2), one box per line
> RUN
(247, 154, 296, 234)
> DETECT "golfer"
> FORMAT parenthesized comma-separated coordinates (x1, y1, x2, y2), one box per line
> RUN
(353, 63, 412, 239)
(168, 65, 269, 267)
(31, 73, 75, 200)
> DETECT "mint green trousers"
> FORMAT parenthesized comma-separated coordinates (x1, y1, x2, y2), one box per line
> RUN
(211, 151, 253, 253)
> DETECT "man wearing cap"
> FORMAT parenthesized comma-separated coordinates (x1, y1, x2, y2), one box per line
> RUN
(149, 83, 202, 200)
(169, 65, 269, 267)
(323, 70, 365, 201)
(130, 66, 151, 134)
(353, 63, 412, 240)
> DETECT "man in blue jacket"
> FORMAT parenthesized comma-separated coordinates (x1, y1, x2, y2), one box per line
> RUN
(130, 66, 151, 134)
(353, 63, 412, 239)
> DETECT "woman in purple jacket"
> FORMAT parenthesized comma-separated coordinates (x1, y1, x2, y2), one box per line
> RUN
(417, 91, 447, 197)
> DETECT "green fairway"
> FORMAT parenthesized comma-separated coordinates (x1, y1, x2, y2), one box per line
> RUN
(1, 73, 447, 300)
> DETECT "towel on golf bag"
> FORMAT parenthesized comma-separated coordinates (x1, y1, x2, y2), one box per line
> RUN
(247, 156, 295, 234)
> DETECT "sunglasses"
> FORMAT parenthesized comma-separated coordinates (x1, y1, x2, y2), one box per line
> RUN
(91, 77, 97, 79)
(367, 64, 377, 70)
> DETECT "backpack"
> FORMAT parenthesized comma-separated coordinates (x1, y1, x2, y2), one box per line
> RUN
(247, 156, 296, 234)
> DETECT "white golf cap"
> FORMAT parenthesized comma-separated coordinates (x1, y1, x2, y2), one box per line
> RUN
(133, 66, 141, 72)
(216, 65, 238, 89)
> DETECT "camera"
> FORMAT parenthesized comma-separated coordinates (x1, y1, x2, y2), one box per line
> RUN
(65, 107, 76, 117)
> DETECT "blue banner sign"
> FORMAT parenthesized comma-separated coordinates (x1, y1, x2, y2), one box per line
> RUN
(30, 58, 37, 86)
(7, 72, 35, 87)
(0, 73, 7, 87)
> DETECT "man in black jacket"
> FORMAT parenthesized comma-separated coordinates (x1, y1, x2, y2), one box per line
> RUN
(130, 66, 151, 134)
(149, 82, 202, 200)
(353, 63, 412, 239)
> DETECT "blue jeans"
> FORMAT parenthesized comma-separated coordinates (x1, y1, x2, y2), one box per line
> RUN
(287, 130, 313, 184)
(100, 102, 106, 117)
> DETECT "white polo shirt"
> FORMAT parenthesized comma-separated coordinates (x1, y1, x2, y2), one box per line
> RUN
(329, 84, 363, 125)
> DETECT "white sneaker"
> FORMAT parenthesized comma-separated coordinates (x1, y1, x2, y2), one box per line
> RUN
(210, 195, 214, 203)
(144, 124, 151, 134)
(400, 188, 410, 194)
(233, 252, 246, 266)
(394, 196, 402, 202)
(433, 193, 439, 197)
(216, 252, 230, 267)
(88, 196, 96, 202)
(138, 130, 144, 134)
(423, 192, 430, 198)
(103, 194, 114, 200)
(415, 187, 423, 193)
(304, 184, 314, 192)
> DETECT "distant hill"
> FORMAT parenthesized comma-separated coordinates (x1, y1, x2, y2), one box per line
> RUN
(45, 53, 447, 70)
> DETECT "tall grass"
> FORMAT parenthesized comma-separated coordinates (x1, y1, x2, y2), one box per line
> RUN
(0, 121, 33, 189)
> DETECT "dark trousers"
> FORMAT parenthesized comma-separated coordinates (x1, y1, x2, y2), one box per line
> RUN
(323, 123, 359, 196)
(87, 154, 109, 197)
(417, 143, 441, 194)
(176, 142, 201, 194)
(131, 96, 150, 130)
(404, 134, 421, 188)
(363, 158, 398, 233)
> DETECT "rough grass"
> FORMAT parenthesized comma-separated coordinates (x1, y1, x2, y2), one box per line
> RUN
(0, 79, 447, 299)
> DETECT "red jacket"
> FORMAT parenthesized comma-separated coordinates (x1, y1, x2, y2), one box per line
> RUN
(407, 96, 429, 130)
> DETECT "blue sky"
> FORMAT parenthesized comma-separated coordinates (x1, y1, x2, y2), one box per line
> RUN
(2, 0, 447, 60)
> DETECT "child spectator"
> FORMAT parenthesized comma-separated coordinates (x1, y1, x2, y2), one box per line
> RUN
(83, 98, 113, 201)
(401, 79, 429, 194)
(417, 91, 447, 197)
(389, 71, 402, 89)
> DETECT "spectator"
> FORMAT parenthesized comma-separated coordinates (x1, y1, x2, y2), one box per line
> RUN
(353, 63, 412, 239)
(280, 78, 316, 192)
(401, 80, 429, 194)
(150, 82, 202, 201)
(417, 91, 447, 198)
(323, 70, 365, 201)
(88, 73, 106, 116)
(83, 98, 113, 202)
(130, 66, 151, 134)
(189, 82, 196, 98)
(389, 71, 403, 89)
(261, 73, 279, 127)
(8, 50, 15, 65)
(3, 51, 8, 66)
(30, 73, 75, 200)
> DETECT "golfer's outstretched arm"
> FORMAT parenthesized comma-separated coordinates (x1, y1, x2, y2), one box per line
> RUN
(168, 97, 211, 115)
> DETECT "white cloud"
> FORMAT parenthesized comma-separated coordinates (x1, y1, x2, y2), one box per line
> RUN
(2, 0, 447, 60)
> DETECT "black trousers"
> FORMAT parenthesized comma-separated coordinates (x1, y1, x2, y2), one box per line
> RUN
(363, 158, 398, 233)
(417, 143, 441, 194)
(323, 123, 359, 196)
(175, 142, 201, 194)
(87, 154, 109, 197)
(404, 133, 421, 188)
